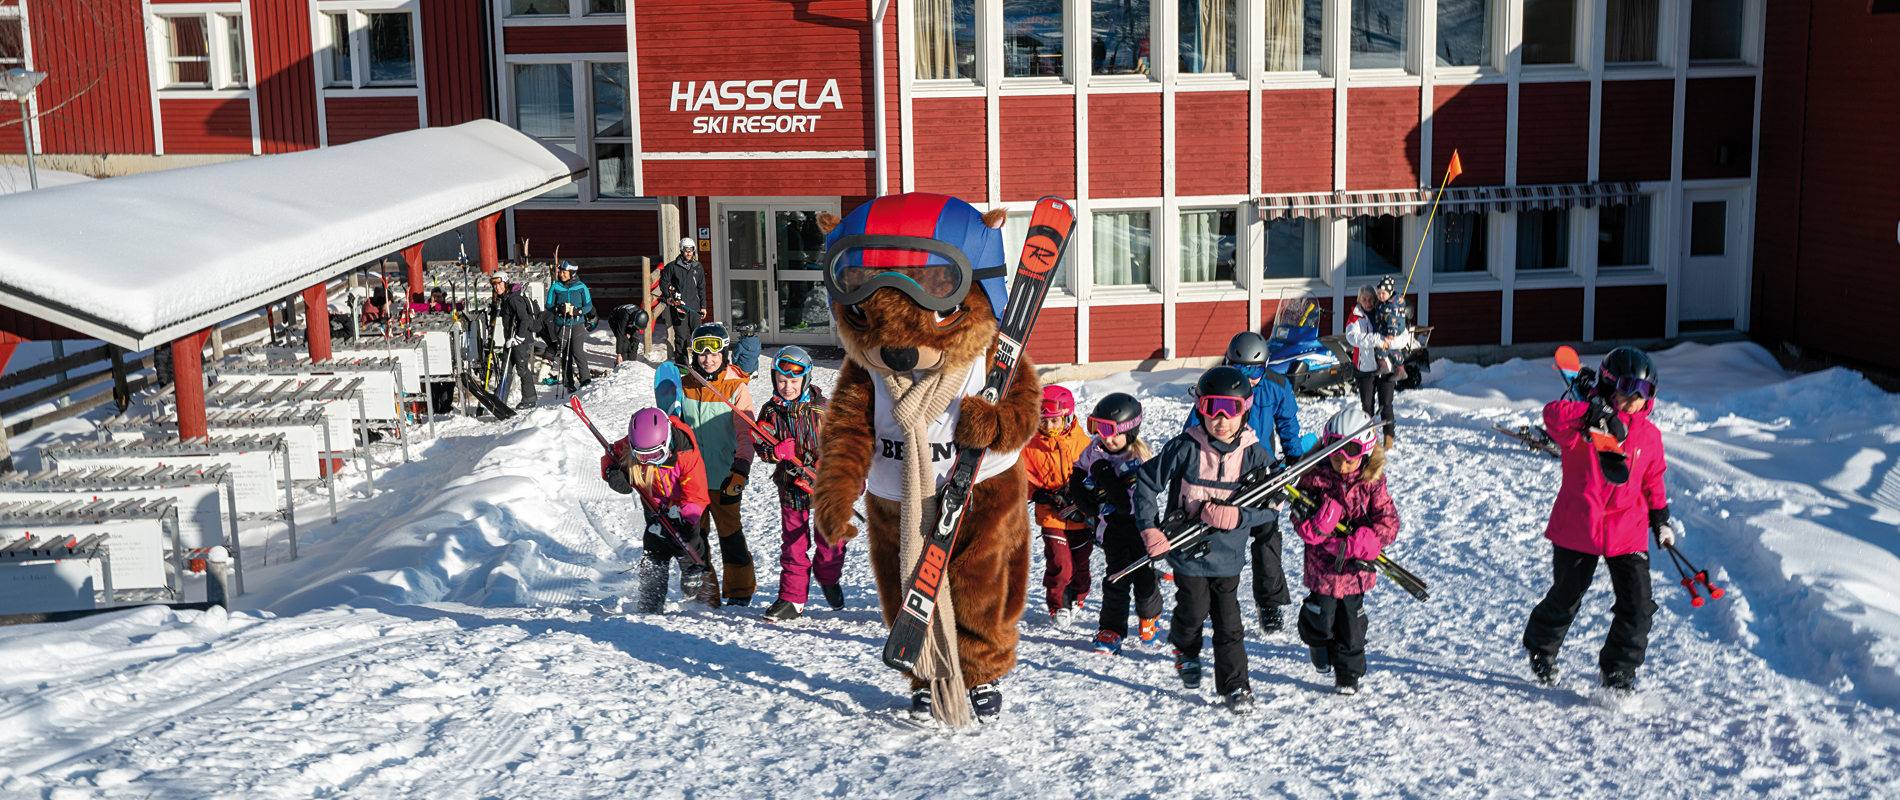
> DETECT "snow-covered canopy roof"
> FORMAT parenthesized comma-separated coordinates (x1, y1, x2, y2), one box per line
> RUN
(0, 120, 585, 350)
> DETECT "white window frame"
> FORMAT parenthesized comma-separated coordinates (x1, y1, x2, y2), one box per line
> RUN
(1686, 0, 1756, 67)
(0, 7, 29, 71)
(1431, 0, 1507, 76)
(1089, 203, 1164, 295)
(1259, 214, 1332, 288)
(1178, 205, 1244, 289)
(1346, 0, 1421, 76)
(1600, 0, 1674, 69)
(315, 1, 423, 94)
(501, 0, 626, 21)
(1592, 192, 1661, 276)
(1260, 0, 1331, 81)
(503, 55, 645, 205)
(149, 6, 250, 94)
(1511, 205, 1586, 278)
(1518, 0, 1589, 72)
(1086, 0, 1161, 85)
(1428, 208, 1500, 284)
(909, 0, 986, 89)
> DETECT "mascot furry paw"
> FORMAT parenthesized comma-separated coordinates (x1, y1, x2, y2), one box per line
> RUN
(810, 193, 1040, 727)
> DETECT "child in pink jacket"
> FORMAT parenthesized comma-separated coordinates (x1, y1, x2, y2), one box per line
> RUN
(1294, 407, 1401, 696)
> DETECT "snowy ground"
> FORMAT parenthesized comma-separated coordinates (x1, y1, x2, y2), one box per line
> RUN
(2, 339, 1899, 798)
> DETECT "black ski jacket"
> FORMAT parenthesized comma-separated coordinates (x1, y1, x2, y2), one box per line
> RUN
(495, 291, 537, 341)
(659, 254, 707, 312)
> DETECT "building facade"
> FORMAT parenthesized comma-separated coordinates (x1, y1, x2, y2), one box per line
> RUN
(0, 0, 1778, 366)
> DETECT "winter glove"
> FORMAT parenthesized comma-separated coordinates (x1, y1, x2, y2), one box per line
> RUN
(1651, 507, 1682, 546)
(771, 438, 799, 463)
(1571, 366, 1599, 399)
(1031, 486, 1066, 508)
(719, 469, 748, 503)
(1199, 501, 1241, 531)
(1296, 498, 1347, 546)
(506, 336, 525, 347)
(1140, 527, 1171, 558)
(1344, 527, 1383, 562)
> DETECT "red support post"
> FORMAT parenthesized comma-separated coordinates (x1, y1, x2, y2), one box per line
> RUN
(303, 283, 332, 361)
(401, 242, 426, 304)
(172, 329, 211, 440)
(0, 342, 18, 375)
(477, 212, 501, 274)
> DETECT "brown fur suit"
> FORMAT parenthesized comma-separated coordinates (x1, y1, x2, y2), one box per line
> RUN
(810, 206, 1040, 692)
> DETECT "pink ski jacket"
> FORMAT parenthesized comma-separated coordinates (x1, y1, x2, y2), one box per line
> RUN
(1542, 398, 1668, 557)
(1295, 453, 1401, 598)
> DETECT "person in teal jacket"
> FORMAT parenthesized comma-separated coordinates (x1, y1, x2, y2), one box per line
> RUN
(547, 262, 594, 392)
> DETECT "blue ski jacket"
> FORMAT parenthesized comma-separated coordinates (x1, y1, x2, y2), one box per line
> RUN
(547, 280, 594, 326)
(1183, 370, 1304, 462)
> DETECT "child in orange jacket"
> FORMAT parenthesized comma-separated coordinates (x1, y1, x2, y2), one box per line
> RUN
(1025, 385, 1096, 624)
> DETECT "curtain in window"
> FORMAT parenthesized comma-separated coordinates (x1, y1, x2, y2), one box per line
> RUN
(1434, 211, 1486, 272)
(917, 0, 973, 79)
(1604, 0, 1658, 62)
(1180, 0, 1234, 73)
(1516, 209, 1569, 270)
(514, 64, 573, 139)
(1093, 211, 1152, 287)
(1347, 215, 1403, 275)
(1180, 210, 1234, 283)
(1599, 197, 1651, 267)
(1263, 0, 1303, 71)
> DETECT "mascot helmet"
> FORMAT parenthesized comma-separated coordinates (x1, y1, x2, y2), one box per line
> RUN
(820, 193, 1009, 315)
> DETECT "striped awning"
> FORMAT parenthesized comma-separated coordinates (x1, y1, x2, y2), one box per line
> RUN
(1256, 182, 1644, 220)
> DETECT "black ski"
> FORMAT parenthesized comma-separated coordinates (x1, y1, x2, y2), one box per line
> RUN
(882, 196, 1077, 673)
(1492, 424, 1559, 458)
(460, 371, 516, 420)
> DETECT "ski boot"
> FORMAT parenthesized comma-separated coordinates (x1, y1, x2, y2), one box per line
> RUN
(1260, 604, 1284, 635)
(1050, 607, 1074, 628)
(908, 687, 932, 722)
(1174, 650, 1203, 690)
(1334, 672, 1360, 696)
(726, 595, 753, 607)
(1225, 688, 1256, 715)
(1138, 617, 1160, 644)
(821, 583, 845, 610)
(1601, 669, 1638, 694)
(1093, 630, 1123, 655)
(1529, 652, 1560, 686)
(514, 399, 536, 410)
(970, 681, 1003, 724)
(1309, 646, 1332, 675)
(762, 599, 803, 622)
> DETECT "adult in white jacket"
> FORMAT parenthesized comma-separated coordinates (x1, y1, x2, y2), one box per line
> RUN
(1343, 284, 1413, 448)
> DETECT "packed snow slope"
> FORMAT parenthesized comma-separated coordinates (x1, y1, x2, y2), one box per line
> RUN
(2, 341, 1898, 799)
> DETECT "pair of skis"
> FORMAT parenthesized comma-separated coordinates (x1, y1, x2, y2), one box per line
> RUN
(881, 197, 1077, 673)
(1281, 485, 1430, 602)
(567, 396, 706, 568)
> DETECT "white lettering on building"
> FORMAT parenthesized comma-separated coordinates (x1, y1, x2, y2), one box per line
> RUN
(668, 78, 845, 134)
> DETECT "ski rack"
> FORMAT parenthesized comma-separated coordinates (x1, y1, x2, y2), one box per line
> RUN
(0, 466, 246, 595)
(41, 435, 300, 562)
(0, 498, 182, 611)
(214, 356, 410, 464)
(99, 406, 341, 524)
(142, 374, 376, 496)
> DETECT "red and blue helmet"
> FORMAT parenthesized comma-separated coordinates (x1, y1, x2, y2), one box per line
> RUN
(821, 193, 1009, 314)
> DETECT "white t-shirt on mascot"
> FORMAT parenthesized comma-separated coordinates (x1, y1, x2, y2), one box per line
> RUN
(866, 359, 1021, 501)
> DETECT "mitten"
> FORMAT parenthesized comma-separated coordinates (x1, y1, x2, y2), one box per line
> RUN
(1199, 502, 1241, 530)
(1296, 498, 1346, 546)
(1344, 526, 1383, 562)
(1140, 527, 1170, 558)
(771, 438, 799, 462)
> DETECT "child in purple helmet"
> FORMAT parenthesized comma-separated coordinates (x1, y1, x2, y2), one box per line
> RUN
(603, 407, 715, 613)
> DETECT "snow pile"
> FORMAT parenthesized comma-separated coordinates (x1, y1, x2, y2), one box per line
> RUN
(0, 164, 93, 195)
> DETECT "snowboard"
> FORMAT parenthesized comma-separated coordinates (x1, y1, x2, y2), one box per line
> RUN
(654, 362, 684, 418)
(460, 371, 516, 420)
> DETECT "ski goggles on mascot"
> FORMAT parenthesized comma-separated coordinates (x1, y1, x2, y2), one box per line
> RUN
(820, 194, 1010, 315)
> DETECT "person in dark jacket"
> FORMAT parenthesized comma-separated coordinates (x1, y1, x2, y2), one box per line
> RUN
(489, 275, 538, 409)
(546, 262, 595, 392)
(1135, 366, 1280, 715)
(658, 239, 707, 366)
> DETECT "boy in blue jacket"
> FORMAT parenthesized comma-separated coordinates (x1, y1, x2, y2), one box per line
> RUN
(1138, 366, 1281, 715)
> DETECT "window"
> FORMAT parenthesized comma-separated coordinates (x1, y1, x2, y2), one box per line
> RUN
(592, 63, 636, 198)
(1604, 0, 1659, 62)
(1689, 0, 1745, 61)
(1180, 0, 1237, 74)
(1005, 212, 1072, 290)
(325, 10, 417, 89)
(1437, 0, 1491, 67)
(1597, 196, 1651, 269)
(1093, 210, 1153, 287)
(1264, 217, 1322, 279)
(1351, 0, 1410, 70)
(1434, 211, 1488, 273)
(1005, 0, 1063, 77)
(508, 0, 622, 17)
(159, 14, 247, 91)
(0, 19, 21, 68)
(1263, 0, 1324, 72)
(1521, 0, 1575, 65)
(514, 63, 577, 199)
(1347, 215, 1404, 275)
(1092, 0, 1151, 75)
(917, 0, 978, 80)
(1689, 201, 1726, 256)
(512, 61, 638, 202)
(1516, 209, 1569, 271)
(1181, 209, 1237, 284)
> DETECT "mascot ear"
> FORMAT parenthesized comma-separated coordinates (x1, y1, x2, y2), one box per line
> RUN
(982, 208, 1008, 229)
(816, 212, 843, 234)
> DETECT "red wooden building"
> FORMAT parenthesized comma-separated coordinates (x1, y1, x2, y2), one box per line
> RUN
(0, 0, 1806, 367)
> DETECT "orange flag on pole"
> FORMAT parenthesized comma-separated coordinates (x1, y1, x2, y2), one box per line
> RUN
(1446, 149, 1465, 185)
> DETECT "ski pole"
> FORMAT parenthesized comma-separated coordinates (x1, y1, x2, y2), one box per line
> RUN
(567, 397, 706, 568)
(1664, 540, 1724, 602)
(1656, 534, 1704, 608)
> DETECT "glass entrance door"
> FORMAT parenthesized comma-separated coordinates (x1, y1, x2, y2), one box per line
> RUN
(719, 203, 839, 346)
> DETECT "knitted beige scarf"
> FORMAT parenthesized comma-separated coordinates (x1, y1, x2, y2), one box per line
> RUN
(881, 360, 976, 728)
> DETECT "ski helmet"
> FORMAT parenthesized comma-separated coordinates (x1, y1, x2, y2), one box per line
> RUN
(557, 261, 579, 275)
(1598, 346, 1658, 399)
(628, 408, 672, 464)
(1194, 366, 1254, 421)
(690, 322, 731, 355)
(773, 345, 814, 378)
(1225, 331, 1270, 367)
(1321, 407, 1379, 459)
(1086, 392, 1143, 441)
(1040, 385, 1076, 419)
(820, 193, 1009, 315)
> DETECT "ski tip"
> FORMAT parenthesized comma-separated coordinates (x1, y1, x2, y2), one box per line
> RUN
(1553, 345, 1582, 373)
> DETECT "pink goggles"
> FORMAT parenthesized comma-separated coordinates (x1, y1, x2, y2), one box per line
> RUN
(1195, 395, 1252, 420)
(1086, 415, 1142, 440)
(1322, 433, 1374, 459)
(630, 442, 669, 465)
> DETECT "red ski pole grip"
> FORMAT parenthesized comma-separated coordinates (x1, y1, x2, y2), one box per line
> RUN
(1697, 571, 1725, 600)
(1682, 577, 1704, 608)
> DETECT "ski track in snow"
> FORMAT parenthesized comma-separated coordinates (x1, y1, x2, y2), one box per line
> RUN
(2, 339, 1899, 798)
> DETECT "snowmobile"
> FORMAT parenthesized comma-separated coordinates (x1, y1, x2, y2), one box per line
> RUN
(1268, 293, 1353, 397)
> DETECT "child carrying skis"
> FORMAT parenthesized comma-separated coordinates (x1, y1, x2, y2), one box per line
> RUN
(1135, 366, 1281, 715)
(1072, 392, 1160, 655)
(1025, 385, 1095, 625)
(603, 408, 716, 613)
(1292, 406, 1401, 695)
(755, 346, 844, 622)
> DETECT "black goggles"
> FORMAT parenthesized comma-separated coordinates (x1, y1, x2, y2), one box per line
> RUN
(820, 234, 1004, 313)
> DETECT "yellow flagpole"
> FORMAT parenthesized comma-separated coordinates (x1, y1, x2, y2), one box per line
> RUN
(1400, 157, 1461, 298)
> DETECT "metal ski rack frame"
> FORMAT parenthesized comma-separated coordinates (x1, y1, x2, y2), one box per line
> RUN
(100, 406, 340, 526)
(216, 355, 411, 464)
(0, 498, 182, 610)
(146, 374, 376, 497)
(41, 435, 300, 562)
(0, 466, 246, 596)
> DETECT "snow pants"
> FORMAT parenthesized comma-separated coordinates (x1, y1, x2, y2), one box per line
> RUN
(669, 308, 702, 367)
(1299, 592, 1368, 680)
(637, 524, 715, 612)
(1169, 575, 1249, 694)
(1522, 544, 1656, 677)
(1250, 519, 1293, 610)
(1040, 525, 1094, 613)
(502, 341, 536, 405)
(776, 506, 845, 605)
(555, 323, 589, 390)
(1098, 524, 1162, 639)
(1353, 369, 1398, 442)
(702, 494, 755, 603)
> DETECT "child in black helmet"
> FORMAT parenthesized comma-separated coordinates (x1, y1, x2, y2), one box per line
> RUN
(1073, 392, 1159, 655)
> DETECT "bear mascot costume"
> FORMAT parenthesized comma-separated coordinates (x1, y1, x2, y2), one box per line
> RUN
(811, 193, 1041, 727)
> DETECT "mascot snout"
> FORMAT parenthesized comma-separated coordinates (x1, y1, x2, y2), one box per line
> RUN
(880, 346, 919, 371)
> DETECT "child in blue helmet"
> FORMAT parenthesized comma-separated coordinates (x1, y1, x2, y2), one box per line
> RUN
(756, 346, 842, 622)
